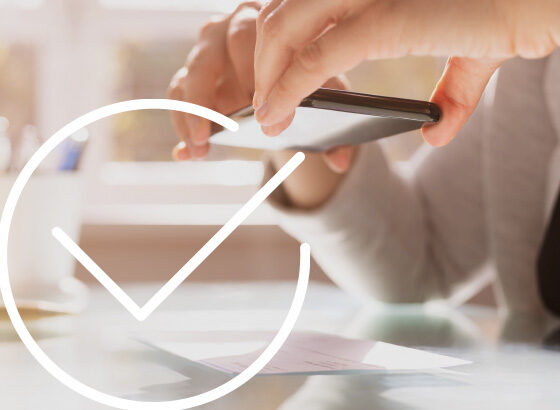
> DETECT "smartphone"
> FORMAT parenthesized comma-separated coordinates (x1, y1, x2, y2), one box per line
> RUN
(210, 88, 440, 152)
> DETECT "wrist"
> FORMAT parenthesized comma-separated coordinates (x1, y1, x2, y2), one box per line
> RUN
(268, 151, 345, 210)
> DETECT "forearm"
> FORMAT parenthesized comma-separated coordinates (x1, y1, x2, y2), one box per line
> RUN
(268, 151, 347, 210)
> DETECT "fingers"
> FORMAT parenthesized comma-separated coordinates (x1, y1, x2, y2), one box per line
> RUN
(169, 2, 262, 161)
(253, 0, 351, 109)
(422, 56, 503, 146)
(252, 0, 507, 134)
(227, 6, 259, 97)
(260, 75, 348, 136)
(167, 17, 229, 159)
(168, 68, 190, 144)
(323, 146, 355, 174)
(261, 111, 295, 136)
(181, 36, 229, 153)
(323, 75, 349, 91)
(255, 11, 372, 126)
(255, 0, 284, 31)
(253, 0, 284, 108)
(168, 69, 197, 160)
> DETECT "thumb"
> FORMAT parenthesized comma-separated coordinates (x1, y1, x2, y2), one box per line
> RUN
(422, 56, 503, 147)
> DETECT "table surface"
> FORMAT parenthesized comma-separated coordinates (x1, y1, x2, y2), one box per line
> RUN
(1, 281, 560, 410)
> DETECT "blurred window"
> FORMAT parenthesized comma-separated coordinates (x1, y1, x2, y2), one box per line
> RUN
(112, 40, 191, 162)
(0, 0, 42, 8)
(0, 42, 35, 140)
(100, 0, 240, 12)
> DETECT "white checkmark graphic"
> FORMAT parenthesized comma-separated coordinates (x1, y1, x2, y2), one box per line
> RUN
(52, 152, 306, 321)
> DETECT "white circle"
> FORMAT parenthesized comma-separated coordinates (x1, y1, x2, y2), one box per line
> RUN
(0, 99, 310, 410)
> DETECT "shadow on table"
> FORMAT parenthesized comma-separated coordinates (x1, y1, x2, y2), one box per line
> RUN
(128, 346, 306, 409)
(126, 347, 232, 400)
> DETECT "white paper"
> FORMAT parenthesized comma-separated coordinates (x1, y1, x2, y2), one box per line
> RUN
(145, 331, 470, 375)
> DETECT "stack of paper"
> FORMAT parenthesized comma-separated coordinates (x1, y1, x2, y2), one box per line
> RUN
(145, 331, 470, 376)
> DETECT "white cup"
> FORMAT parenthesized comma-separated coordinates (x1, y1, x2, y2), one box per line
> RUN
(0, 172, 87, 310)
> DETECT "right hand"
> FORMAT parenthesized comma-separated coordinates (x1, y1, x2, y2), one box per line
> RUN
(252, 0, 560, 147)
(167, 2, 355, 173)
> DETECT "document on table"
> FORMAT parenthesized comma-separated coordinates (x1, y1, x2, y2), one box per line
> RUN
(143, 331, 470, 376)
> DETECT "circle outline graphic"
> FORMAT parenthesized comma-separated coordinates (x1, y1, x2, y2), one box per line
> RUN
(0, 99, 310, 410)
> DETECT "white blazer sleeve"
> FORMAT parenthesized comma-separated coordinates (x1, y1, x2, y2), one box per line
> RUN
(266, 106, 488, 303)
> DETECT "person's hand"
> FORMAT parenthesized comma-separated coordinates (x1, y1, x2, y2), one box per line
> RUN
(167, 2, 261, 160)
(253, 0, 560, 147)
(167, 1, 355, 172)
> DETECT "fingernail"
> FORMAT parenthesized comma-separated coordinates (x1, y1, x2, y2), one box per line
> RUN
(192, 130, 207, 145)
(192, 121, 211, 146)
(253, 93, 263, 110)
(255, 101, 269, 122)
(177, 148, 190, 161)
(325, 147, 352, 174)
(261, 124, 277, 136)
(173, 141, 189, 161)
(421, 124, 450, 147)
(192, 144, 208, 159)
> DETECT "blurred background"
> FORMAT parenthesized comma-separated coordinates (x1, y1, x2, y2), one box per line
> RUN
(0, 0, 493, 303)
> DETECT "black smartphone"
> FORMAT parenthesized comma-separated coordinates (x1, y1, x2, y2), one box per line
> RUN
(300, 88, 440, 122)
(210, 88, 440, 152)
